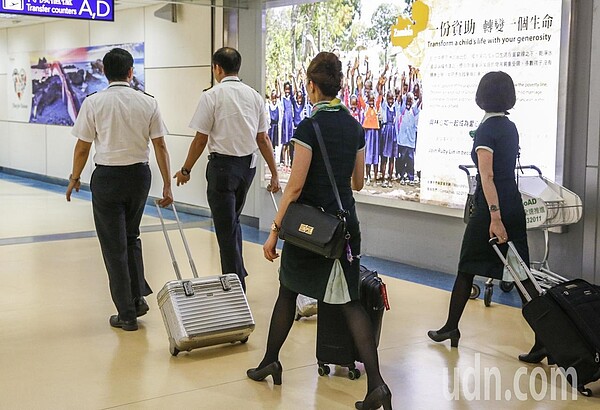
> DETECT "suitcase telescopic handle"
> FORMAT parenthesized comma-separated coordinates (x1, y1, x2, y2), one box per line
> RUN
(488, 237, 544, 302)
(155, 201, 199, 280)
(267, 184, 279, 212)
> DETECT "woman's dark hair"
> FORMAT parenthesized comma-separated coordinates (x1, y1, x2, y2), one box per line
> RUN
(212, 47, 242, 74)
(306, 52, 343, 98)
(475, 71, 516, 112)
(103, 48, 133, 81)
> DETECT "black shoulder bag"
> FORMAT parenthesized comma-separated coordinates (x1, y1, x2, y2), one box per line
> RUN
(278, 118, 348, 259)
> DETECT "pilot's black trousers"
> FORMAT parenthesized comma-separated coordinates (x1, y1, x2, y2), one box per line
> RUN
(91, 163, 152, 321)
(206, 154, 256, 291)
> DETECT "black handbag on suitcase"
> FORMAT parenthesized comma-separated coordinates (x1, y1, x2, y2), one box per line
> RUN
(491, 238, 600, 396)
(316, 265, 389, 379)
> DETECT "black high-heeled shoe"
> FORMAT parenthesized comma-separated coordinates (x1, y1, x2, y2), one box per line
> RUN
(355, 384, 392, 410)
(518, 348, 555, 364)
(427, 328, 461, 347)
(246, 361, 283, 385)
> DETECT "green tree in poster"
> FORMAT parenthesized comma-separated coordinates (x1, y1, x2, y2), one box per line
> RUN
(368, 3, 402, 63)
(265, 7, 293, 95)
(296, 0, 362, 63)
(265, 0, 364, 94)
(402, 0, 417, 15)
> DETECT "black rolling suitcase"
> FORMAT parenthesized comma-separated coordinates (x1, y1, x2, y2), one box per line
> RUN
(316, 265, 389, 379)
(491, 238, 600, 396)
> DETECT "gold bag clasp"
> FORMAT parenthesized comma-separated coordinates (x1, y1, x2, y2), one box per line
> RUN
(298, 224, 314, 235)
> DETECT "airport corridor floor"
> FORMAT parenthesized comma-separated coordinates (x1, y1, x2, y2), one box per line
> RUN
(0, 171, 598, 409)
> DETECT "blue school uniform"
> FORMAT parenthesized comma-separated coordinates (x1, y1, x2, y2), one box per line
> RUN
(281, 96, 294, 145)
(292, 98, 307, 129)
(396, 102, 420, 180)
(268, 102, 280, 147)
(381, 102, 398, 158)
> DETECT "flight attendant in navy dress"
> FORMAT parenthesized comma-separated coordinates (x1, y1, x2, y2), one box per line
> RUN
(428, 72, 541, 363)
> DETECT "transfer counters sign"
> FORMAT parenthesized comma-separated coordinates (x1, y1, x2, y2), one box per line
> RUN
(1, 0, 113, 21)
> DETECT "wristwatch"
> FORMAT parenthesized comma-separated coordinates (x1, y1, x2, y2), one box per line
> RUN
(489, 204, 500, 213)
(271, 220, 281, 233)
(181, 167, 191, 176)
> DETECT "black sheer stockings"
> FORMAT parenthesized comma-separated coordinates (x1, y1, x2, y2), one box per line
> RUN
(439, 271, 541, 335)
(258, 285, 385, 394)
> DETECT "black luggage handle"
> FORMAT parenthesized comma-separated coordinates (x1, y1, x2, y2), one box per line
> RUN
(458, 164, 477, 176)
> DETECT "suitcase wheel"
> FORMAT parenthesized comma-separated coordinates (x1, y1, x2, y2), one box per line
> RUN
(168, 339, 180, 356)
(295, 313, 301, 321)
(317, 364, 330, 376)
(240, 336, 249, 344)
(484, 283, 493, 307)
(470, 284, 480, 299)
(348, 368, 361, 380)
(500, 281, 515, 292)
(578, 386, 593, 397)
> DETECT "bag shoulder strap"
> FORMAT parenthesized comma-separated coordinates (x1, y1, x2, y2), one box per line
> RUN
(309, 118, 345, 214)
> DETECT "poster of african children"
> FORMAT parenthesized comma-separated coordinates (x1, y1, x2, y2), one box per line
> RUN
(264, 0, 562, 209)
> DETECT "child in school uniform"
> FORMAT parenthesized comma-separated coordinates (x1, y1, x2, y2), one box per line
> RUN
(292, 89, 309, 130)
(379, 91, 398, 187)
(266, 90, 282, 160)
(362, 90, 381, 185)
(396, 92, 421, 185)
(347, 94, 364, 124)
(280, 81, 294, 167)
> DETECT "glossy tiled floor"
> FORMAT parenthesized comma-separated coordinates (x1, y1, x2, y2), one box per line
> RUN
(0, 173, 599, 409)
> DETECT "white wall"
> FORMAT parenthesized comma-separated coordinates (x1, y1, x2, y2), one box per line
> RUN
(0, 5, 214, 212)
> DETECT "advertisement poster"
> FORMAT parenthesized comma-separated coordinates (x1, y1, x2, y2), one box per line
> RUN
(264, 0, 563, 210)
(7, 42, 144, 126)
(7, 53, 32, 122)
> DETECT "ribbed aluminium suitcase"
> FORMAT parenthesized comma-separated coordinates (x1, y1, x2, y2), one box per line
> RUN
(491, 238, 600, 396)
(316, 265, 388, 379)
(155, 203, 255, 356)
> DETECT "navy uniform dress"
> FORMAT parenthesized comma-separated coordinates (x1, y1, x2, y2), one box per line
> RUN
(459, 115, 530, 279)
(279, 108, 365, 301)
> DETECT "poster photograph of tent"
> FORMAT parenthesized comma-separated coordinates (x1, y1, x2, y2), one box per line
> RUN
(263, 0, 564, 211)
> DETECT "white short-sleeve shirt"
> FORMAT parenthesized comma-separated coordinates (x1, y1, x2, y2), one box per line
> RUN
(71, 82, 168, 166)
(189, 76, 269, 157)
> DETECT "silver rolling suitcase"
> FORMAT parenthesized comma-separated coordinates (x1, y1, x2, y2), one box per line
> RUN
(155, 203, 255, 356)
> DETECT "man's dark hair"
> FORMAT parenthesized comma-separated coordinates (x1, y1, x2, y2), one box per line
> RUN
(475, 71, 516, 112)
(103, 48, 134, 82)
(212, 47, 242, 74)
